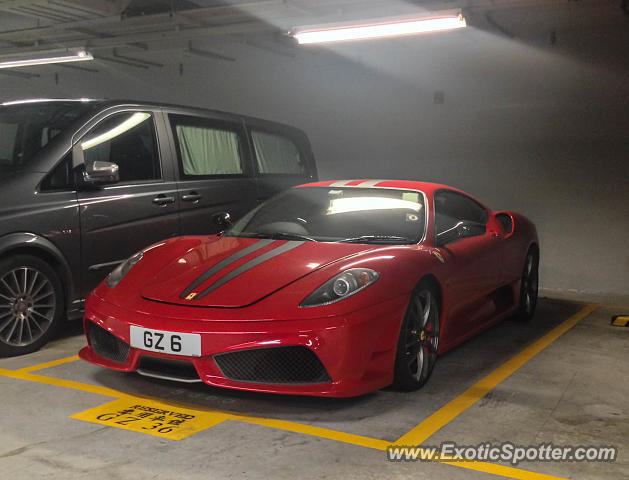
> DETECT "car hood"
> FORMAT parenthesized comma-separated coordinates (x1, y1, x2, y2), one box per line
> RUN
(141, 236, 380, 308)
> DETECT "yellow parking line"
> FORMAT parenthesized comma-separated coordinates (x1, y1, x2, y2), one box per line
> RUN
(16, 354, 79, 373)
(600, 304, 629, 310)
(3, 303, 597, 480)
(396, 304, 598, 446)
(0, 365, 569, 480)
(229, 416, 566, 480)
(229, 414, 392, 450)
(0, 367, 128, 397)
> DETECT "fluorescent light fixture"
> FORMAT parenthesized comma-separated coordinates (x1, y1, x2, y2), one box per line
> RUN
(81, 113, 151, 151)
(293, 15, 466, 45)
(0, 50, 93, 69)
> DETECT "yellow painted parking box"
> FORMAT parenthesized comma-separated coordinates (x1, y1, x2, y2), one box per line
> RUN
(71, 398, 228, 440)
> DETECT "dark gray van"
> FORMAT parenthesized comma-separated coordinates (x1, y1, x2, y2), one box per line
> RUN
(0, 99, 317, 356)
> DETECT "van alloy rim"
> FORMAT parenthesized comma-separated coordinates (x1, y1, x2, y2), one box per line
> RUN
(0, 267, 55, 346)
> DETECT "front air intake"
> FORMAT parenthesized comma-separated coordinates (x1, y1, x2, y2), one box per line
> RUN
(88, 322, 130, 364)
(213, 346, 331, 384)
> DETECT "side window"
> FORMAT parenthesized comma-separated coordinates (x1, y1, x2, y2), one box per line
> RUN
(252, 130, 305, 175)
(41, 153, 72, 191)
(434, 190, 488, 235)
(170, 115, 244, 177)
(80, 112, 160, 182)
(0, 123, 18, 165)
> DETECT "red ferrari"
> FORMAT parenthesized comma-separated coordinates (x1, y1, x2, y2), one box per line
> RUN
(79, 180, 539, 397)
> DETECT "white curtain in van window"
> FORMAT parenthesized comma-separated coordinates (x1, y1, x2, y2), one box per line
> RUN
(176, 125, 242, 175)
(252, 131, 303, 174)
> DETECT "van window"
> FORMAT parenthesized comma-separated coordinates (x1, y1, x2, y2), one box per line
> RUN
(0, 101, 92, 168)
(170, 116, 244, 176)
(81, 112, 160, 182)
(41, 154, 72, 191)
(252, 130, 305, 175)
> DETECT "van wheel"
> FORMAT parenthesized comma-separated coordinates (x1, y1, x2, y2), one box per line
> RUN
(0, 255, 64, 357)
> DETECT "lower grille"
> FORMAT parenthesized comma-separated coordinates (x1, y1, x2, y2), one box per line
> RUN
(88, 322, 130, 364)
(214, 346, 331, 384)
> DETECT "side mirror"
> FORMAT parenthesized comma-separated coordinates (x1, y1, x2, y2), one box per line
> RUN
(436, 221, 486, 247)
(81, 161, 120, 186)
(213, 212, 232, 230)
(495, 212, 514, 236)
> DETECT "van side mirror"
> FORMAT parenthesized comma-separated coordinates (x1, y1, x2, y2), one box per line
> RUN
(213, 212, 232, 230)
(84, 161, 120, 185)
(72, 143, 120, 187)
(436, 221, 486, 247)
(76, 161, 120, 188)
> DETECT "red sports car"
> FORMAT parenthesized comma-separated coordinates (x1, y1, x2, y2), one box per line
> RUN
(79, 180, 539, 397)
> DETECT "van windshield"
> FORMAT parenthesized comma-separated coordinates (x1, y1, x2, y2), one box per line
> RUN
(0, 101, 93, 168)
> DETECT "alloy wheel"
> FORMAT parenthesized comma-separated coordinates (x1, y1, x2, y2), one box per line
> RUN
(520, 253, 539, 317)
(403, 289, 439, 382)
(0, 267, 56, 347)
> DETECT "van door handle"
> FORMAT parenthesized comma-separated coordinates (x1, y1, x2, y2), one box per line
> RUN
(182, 192, 203, 203)
(153, 195, 175, 206)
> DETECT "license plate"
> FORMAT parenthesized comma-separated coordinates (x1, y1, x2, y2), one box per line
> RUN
(130, 326, 201, 357)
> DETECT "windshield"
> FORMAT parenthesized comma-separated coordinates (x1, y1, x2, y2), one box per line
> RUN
(226, 186, 426, 244)
(0, 102, 93, 168)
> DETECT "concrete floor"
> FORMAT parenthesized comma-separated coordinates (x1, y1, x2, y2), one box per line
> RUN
(0, 298, 627, 479)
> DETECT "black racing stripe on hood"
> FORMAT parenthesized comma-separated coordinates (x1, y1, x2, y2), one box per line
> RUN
(195, 241, 305, 300)
(180, 239, 275, 299)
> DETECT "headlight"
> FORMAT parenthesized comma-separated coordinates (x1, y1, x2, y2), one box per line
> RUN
(105, 251, 144, 288)
(300, 268, 379, 308)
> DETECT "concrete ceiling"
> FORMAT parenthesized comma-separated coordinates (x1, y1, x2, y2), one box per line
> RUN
(0, 0, 626, 78)
(0, 1, 624, 54)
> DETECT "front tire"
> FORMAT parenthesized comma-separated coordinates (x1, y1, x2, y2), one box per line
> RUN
(393, 283, 440, 391)
(517, 248, 539, 321)
(0, 255, 64, 357)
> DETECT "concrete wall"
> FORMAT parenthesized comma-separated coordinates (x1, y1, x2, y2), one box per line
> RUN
(1, 14, 628, 301)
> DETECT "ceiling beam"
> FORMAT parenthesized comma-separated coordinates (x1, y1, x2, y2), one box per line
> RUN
(50, 0, 124, 16)
(0, 20, 275, 57)
(0, 0, 122, 17)
(0, 0, 287, 41)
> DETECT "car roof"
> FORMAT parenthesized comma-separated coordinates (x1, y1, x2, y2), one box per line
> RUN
(0, 98, 301, 131)
(296, 180, 491, 210)
(298, 179, 459, 195)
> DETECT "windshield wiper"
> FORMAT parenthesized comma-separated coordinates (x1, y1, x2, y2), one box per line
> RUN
(242, 232, 316, 242)
(337, 235, 413, 244)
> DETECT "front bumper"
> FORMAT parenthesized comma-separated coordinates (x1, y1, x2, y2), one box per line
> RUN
(79, 293, 408, 397)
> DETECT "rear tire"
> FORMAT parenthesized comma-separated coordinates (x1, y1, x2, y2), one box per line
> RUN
(393, 283, 440, 391)
(0, 255, 64, 357)
(516, 248, 539, 321)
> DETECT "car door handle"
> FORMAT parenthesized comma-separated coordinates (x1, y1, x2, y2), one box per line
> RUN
(182, 192, 203, 203)
(152, 195, 175, 206)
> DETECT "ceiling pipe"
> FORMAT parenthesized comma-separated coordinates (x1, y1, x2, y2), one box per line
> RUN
(186, 41, 236, 62)
(113, 47, 164, 67)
